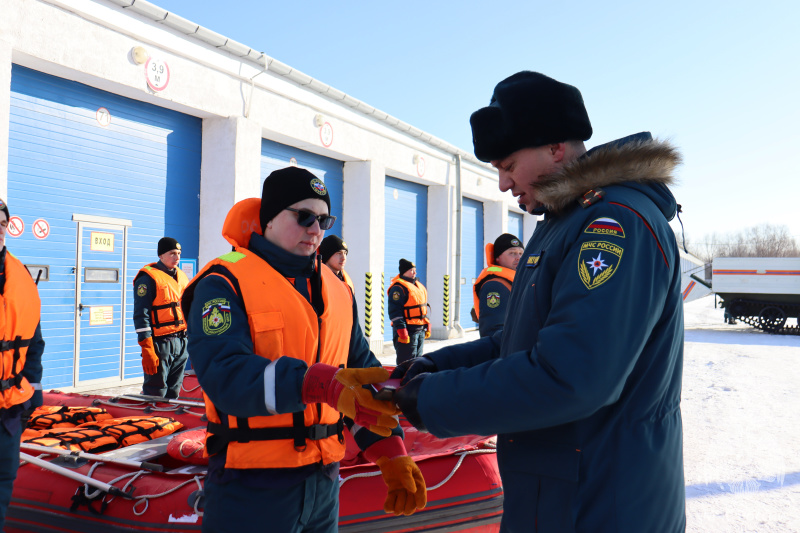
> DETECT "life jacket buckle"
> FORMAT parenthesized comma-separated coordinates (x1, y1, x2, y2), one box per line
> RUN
(308, 424, 327, 441)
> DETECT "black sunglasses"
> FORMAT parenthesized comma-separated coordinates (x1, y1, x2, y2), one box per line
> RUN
(284, 208, 336, 230)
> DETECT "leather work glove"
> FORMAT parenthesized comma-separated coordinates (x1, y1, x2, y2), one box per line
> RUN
(302, 364, 400, 437)
(390, 356, 437, 385)
(424, 322, 431, 339)
(397, 327, 410, 344)
(364, 436, 427, 516)
(138, 337, 159, 375)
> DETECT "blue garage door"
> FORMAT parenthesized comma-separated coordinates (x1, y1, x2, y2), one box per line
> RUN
(7, 65, 201, 389)
(260, 140, 343, 237)
(461, 198, 484, 329)
(508, 211, 524, 243)
(384, 177, 427, 341)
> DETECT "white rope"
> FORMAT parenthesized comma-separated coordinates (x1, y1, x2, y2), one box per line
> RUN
(338, 447, 497, 491)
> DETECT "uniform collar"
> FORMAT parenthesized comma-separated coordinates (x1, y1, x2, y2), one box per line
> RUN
(248, 232, 316, 279)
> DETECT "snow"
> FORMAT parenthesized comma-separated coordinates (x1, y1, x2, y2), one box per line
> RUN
(682, 297, 800, 532)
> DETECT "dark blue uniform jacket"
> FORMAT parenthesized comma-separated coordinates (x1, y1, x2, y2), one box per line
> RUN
(416, 134, 686, 532)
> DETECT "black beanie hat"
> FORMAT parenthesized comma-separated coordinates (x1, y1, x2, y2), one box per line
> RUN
(470, 71, 592, 163)
(0, 197, 8, 222)
(260, 167, 331, 230)
(319, 235, 348, 263)
(493, 233, 523, 260)
(399, 258, 415, 275)
(157, 237, 181, 256)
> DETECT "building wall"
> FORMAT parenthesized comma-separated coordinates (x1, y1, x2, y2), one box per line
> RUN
(0, 0, 533, 384)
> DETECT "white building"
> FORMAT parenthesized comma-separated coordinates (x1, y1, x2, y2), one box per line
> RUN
(1, 0, 531, 391)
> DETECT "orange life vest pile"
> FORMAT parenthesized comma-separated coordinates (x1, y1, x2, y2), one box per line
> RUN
(21, 405, 184, 453)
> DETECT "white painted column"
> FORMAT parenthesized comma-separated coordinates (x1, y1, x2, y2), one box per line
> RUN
(0, 40, 11, 200)
(428, 183, 462, 339)
(484, 200, 506, 249)
(199, 115, 262, 266)
(342, 160, 385, 354)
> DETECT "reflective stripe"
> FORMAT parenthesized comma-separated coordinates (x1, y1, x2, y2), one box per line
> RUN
(135, 327, 150, 333)
(264, 360, 278, 415)
(31, 382, 42, 390)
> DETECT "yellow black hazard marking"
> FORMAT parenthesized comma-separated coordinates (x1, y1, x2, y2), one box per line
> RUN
(202, 298, 232, 335)
(486, 292, 501, 309)
(578, 241, 623, 290)
(584, 217, 625, 238)
(136, 284, 147, 297)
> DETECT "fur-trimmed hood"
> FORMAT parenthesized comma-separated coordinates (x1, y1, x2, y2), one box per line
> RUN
(534, 132, 682, 215)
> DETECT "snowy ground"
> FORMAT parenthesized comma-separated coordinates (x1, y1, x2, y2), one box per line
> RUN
(681, 297, 800, 532)
(89, 297, 800, 531)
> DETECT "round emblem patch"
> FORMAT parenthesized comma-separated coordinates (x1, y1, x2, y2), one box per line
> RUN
(486, 292, 501, 309)
(136, 284, 147, 297)
(310, 178, 327, 196)
(392, 292, 400, 301)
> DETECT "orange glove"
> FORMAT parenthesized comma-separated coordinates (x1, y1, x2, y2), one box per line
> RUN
(302, 364, 400, 437)
(138, 338, 159, 375)
(397, 328, 410, 344)
(424, 322, 431, 339)
(365, 436, 426, 516)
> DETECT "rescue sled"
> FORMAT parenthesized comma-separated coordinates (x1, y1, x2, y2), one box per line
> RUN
(7, 381, 502, 532)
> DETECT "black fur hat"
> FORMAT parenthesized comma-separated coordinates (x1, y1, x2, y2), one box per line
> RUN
(470, 71, 592, 163)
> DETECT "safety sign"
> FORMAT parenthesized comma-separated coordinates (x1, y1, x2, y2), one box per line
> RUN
(33, 219, 50, 240)
(7, 216, 24, 237)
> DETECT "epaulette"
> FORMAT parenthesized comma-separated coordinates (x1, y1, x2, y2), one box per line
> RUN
(578, 188, 605, 208)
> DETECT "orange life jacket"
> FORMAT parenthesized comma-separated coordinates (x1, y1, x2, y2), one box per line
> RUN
(135, 264, 189, 337)
(183, 197, 355, 469)
(28, 405, 112, 430)
(1, 251, 41, 410)
(24, 427, 119, 453)
(472, 243, 516, 320)
(82, 416, 184, 447)
(388, 276, 429, 325)
(340, 269, 355, 295)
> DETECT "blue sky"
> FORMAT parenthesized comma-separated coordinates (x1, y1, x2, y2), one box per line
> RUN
(152, 0, 799, 249)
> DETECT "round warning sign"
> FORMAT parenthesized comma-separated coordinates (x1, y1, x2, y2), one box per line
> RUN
(33, 219, 50, 240)
(319, 122, 333, 147)
(96, 107, 111, 127)
(7, 216, 24, 237)
(145, 57, 170, 92)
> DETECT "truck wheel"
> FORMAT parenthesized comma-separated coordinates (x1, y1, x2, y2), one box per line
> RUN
(758, 306, 787, 333)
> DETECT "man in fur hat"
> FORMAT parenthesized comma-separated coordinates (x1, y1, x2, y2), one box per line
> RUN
(392, 71, 685, 533)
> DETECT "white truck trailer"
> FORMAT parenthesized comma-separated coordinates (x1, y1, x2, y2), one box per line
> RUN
(711, 257, 800, 334)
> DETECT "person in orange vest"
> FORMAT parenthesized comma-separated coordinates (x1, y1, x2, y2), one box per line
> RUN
(132, 237, 189, 399)
(471, 233, 524, 337)
(318, 234, 354, 293)
(388, 259, 430, 365)
(182, 167, 425, 533)
(0, 197, 45, 531)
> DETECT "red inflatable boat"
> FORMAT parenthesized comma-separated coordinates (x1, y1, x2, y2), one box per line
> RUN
(7, 375, 503, 532)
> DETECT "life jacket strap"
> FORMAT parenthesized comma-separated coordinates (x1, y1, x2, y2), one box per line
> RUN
(151, 301, 184, 328)
(0, 335, 31, 391)
(205, 417, 345, 456)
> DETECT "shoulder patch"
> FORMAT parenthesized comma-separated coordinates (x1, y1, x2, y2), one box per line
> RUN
(584, 217, 625, 238)
(578, 241, 623, 290)
(202, 298, 232, 335)
(486, 292, 501, 309)
(136, 283, 147, 297)
(391, 291, 401, 301)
